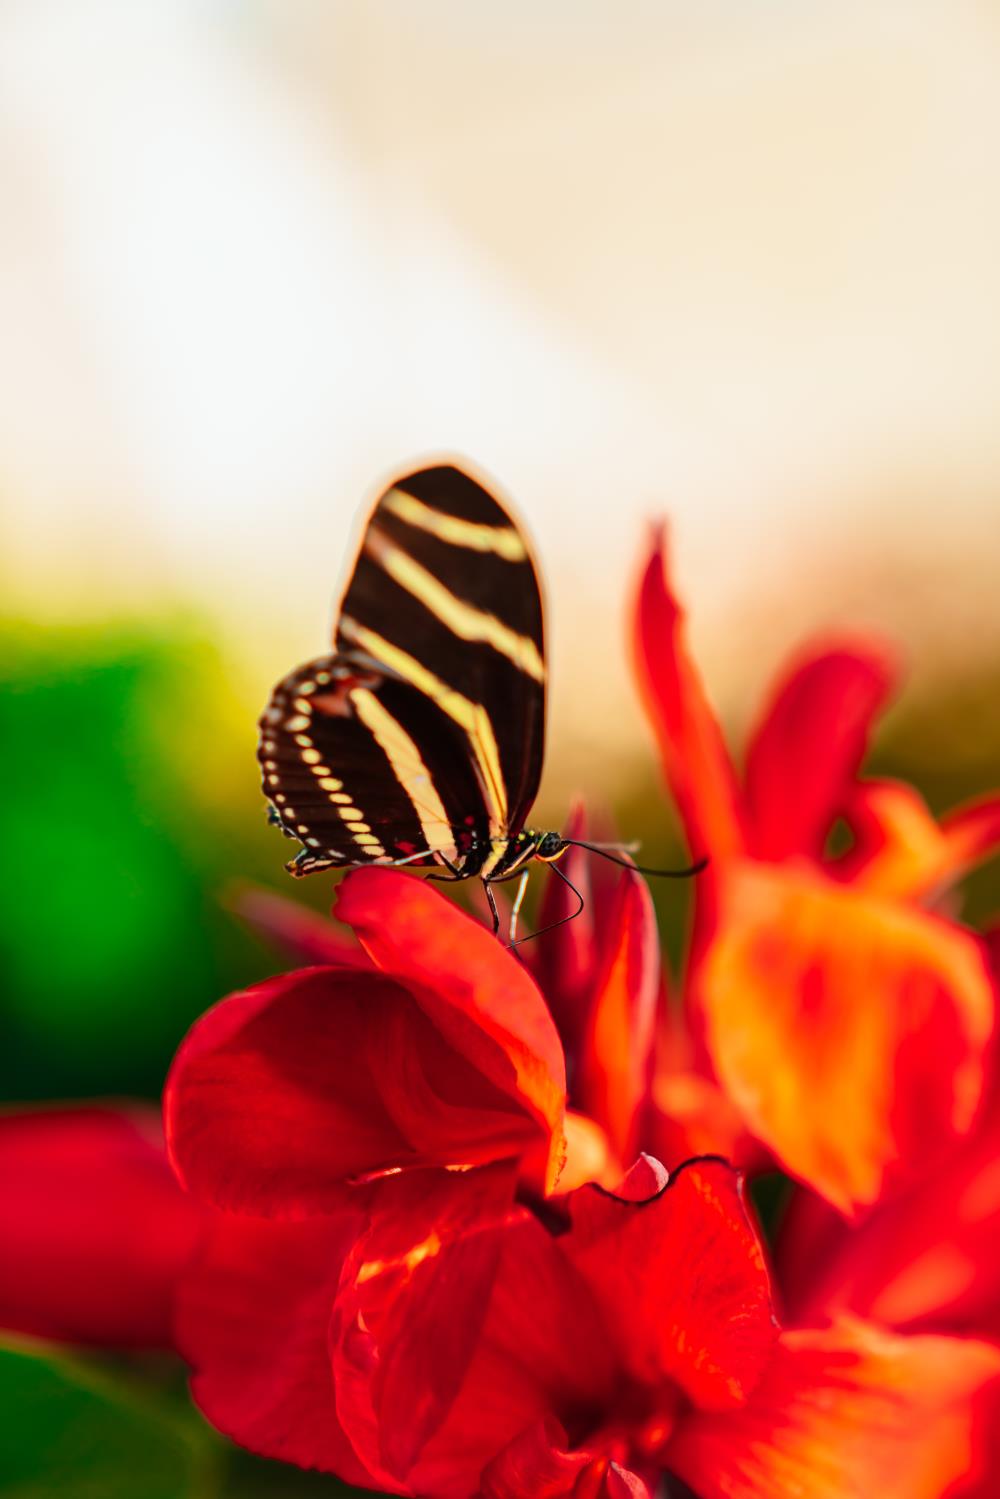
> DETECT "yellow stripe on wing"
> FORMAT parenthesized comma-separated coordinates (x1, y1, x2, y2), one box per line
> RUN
(364, 525, 544, 683)
(338, 615, 508, 833)
(382, 488, 528, 562)
(349, 686, 458, 859)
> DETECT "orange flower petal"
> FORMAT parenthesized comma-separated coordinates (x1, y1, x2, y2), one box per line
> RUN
(700, 861, 995, 1214)
(669, 1316, 1000, 1499)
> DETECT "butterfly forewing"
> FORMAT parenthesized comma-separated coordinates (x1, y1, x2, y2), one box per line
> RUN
(258, 463, 546, 876)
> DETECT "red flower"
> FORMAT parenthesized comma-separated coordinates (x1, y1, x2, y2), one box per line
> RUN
(0, 1105, 203, 1350)
(166, 873, 998, 1495)
(634, 528, 999, 1214)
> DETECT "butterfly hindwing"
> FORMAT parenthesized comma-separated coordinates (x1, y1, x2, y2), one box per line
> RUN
(259, 656, 440, 871)
(258, 462, 546, 876)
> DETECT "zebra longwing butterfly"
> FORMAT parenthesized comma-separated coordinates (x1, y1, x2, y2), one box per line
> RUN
(259, 461, 702, 939)
(258, 464, 561, 899)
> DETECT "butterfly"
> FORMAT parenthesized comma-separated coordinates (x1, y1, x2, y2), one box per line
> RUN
(258, 460, 702, 942)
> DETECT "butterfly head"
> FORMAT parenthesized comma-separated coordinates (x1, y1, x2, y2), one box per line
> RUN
(533, 830, 568, 863)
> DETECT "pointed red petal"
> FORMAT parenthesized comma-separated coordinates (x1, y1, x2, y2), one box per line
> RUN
(225, 880, 368, 966)
(632, 527, 744, 864)
(743, 642, 895, 861)
(578, 869, 659, 1162)
(941, 794, 1000, 883)
(669, 1317, 1000, 1499)
(531, 802, 598, 1055)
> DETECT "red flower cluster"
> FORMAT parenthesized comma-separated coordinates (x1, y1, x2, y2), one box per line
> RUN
(3, 533, 1000, 1496)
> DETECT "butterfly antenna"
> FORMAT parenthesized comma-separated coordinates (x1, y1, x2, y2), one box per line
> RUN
(563, 840, 708, 879)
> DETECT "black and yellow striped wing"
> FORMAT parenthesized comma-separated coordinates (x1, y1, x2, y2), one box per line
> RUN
(258, 463, 545, 876)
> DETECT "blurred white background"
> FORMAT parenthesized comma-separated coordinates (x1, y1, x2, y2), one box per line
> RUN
(1, 0, 998, 800)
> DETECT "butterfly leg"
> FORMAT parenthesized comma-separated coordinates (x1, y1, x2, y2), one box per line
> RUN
(426, 852, 467, 884)
(507, 861, 586, 948)
(484, 881, 501, 938)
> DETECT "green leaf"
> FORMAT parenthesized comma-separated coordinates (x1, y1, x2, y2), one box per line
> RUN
(0, 1342, 216, 1499)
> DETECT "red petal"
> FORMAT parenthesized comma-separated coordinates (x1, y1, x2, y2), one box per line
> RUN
(176, 1206, 382, 1487)
(337, 869, 567, 1191)
(942, 795, 1000, 884)
(564, 1156, 777, 1410)
(166, 965, 548, 1217)
(331, 1192, 616, 1497)
(669, 1317, 1000, 1499)
(330, 1165, 516, 1483)
(578, 869, 659, 1162)
(632, 527, 744, 864)
(700, 860, 995, 1214)
(841, 782, 1000, 902)
(0, 1105, 202, 1350)
(836, 780, 956, 897)
(743, 642, 895, 861)
(531, 802, 598, 1055)
(225, 880, 369, 966)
